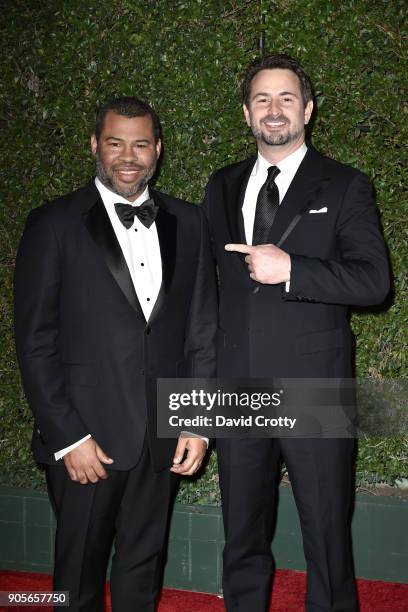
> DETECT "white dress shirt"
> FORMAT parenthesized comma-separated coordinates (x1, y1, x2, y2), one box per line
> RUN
(97, 178, 162, 320)
(242, 142, 308, 245)
(55, 179, 162, 460)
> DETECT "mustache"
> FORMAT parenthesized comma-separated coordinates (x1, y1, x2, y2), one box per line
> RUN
(261, 115, 289, 124)
(113, 164, 146, 171)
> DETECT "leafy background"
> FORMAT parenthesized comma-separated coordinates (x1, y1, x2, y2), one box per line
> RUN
(0, 0, 406, 504)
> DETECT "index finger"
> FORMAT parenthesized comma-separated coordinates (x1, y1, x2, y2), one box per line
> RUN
(225, 243, 254, 254)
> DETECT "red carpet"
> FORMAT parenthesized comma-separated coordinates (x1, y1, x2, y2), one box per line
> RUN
(0, 569, 407, 611)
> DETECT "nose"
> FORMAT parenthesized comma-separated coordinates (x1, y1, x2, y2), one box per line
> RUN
(120, 143, 138, 160)
(268, 98, 281, 115)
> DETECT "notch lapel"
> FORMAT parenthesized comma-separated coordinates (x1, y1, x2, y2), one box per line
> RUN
(268, 146, 326, 245)
(223, 157, 256, 273)
(225, 157, 256, 245)
(83, 195, 146, 320)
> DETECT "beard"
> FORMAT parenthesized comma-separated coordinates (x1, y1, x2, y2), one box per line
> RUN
(251, 115, 303, 147)
(95, 153, 157, 199)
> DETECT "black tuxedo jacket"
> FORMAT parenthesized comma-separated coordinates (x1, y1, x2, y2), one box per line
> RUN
(14, 181, 217, 471)
(203, 145, 389, 379)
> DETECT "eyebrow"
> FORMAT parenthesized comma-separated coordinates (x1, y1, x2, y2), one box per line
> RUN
(105, 136, 151, 144)
(252, 91, 299, 99)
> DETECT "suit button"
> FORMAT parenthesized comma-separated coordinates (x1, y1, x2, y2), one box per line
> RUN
(140, 369, 145, 375)
(252, 286, 260, 294)
(146, 327, 151, 335)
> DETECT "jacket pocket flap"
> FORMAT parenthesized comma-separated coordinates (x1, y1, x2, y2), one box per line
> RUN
(296, 327, 344, 355)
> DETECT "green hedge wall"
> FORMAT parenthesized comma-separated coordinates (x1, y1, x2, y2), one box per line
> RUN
(0, 0, 406, 504)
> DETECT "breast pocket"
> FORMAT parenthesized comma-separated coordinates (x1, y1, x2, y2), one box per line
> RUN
(288, 211, 334, 255)
(299, 212, 329, 227)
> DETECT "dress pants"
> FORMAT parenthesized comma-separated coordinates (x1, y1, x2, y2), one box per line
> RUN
(46, 440, 179, 612)
(217, 437, 357, 612)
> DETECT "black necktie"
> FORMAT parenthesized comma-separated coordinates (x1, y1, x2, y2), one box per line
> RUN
(114, 198, 159, 229)
(252, 166, 281, 245)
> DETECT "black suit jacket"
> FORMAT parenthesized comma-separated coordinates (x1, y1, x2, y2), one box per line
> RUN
(203, 145, 389, 380)
(14, 181, 217, 471)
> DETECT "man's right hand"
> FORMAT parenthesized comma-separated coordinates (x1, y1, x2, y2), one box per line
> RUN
(63, 438, 114, 484)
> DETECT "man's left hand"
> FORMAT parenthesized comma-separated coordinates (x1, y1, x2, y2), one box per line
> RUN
(225, 243, 291, 284)
(170, 436, 207, 475)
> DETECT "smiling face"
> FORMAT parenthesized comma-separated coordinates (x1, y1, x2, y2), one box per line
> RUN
(243, 68, 313, 161)
(91, 111, 161, 201)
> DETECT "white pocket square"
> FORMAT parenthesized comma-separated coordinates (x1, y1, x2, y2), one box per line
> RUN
(309, 207, 327, 214)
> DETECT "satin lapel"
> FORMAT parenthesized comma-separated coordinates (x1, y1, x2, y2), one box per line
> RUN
(268, 146, 325, 245)
(83, 196, 145, 320)
(147, 191, 177, 324)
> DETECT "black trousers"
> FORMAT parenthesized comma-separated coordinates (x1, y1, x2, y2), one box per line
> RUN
(46, 440, 179, 612)
(217, 437, 357, 612)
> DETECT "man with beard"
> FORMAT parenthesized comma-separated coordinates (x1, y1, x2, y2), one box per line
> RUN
(203, 55, 389, 611)
(14, 96, 217, 611)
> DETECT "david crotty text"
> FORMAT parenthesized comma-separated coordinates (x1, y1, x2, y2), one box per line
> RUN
(169, 415, 297, 429)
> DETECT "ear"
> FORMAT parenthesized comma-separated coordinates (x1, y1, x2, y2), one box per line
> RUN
(243, 104, 251, 127)
(90, 134, 97, 156)
(304, 100, 313, 125)
(155, 138, 162, 158)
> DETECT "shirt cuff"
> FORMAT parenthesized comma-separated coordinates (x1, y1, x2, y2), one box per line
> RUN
(284, 255, 292, 292)
(54, 434, 91, 461)
(181, 431, 209, 448)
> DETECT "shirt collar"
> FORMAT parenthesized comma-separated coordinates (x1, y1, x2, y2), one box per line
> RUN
(252, 142, 308, 176)
(95, 177, 150, 207)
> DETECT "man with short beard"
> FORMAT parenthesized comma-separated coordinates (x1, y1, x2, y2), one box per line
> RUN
(14, 96, 217, 611)
(203, 55, 389, 611)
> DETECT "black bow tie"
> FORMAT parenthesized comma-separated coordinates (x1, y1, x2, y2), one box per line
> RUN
(114, 198, 159, 229)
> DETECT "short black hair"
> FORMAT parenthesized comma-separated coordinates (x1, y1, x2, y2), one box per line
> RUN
(95, 96, 161, 141)
(242, 53, 313, 107)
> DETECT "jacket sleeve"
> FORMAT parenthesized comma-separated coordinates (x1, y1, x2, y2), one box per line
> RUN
(14, 207, 88, 455)
(284, 172, 390, 306)
(184, 207, 218, 378)
(201, 172, 218, 259)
